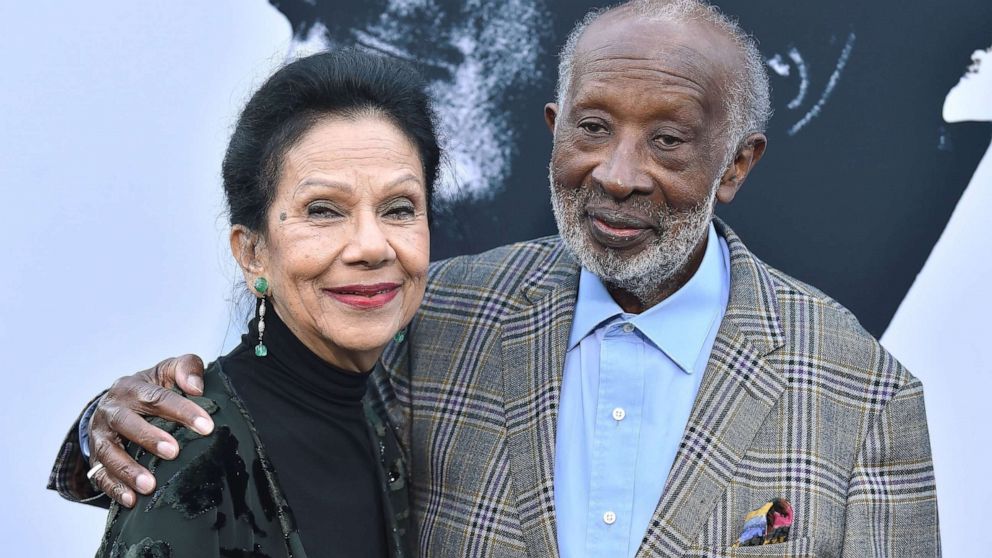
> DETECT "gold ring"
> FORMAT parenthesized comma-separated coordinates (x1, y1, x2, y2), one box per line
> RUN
(86, 462, 106, 480)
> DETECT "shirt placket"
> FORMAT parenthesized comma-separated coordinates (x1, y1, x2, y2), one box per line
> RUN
(584, 320, 645, 557)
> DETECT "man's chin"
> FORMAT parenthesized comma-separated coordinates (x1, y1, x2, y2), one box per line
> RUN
(567, 224, 706, 296)
(568, 232, 653, 284)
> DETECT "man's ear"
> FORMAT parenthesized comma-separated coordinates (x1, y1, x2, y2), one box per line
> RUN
(716, 132, 767, 204)
(544, 103, 559, 135)
(229, 225, 266, 280)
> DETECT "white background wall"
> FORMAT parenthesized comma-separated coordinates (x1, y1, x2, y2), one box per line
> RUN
(1, 2, 988, 556)
(0, 2, 290, 554)
(881, 44, 992, 558)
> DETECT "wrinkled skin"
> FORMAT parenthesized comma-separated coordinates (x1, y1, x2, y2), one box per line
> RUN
(85, 7, 767, 507)
(546, 10, 765, 312)
(87, 115, 431, 507)
(87, 355, 212, 507)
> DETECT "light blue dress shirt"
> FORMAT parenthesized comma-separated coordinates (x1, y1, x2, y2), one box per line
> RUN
(554, 224, 731, 558)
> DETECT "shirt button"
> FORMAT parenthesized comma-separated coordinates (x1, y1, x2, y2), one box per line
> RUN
(612, 407, 626, 421)
(622, 323, 634, 333)
(603, 511, 617, 525)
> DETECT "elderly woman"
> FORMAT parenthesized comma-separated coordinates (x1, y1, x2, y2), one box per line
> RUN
(89, 50, 438, 558)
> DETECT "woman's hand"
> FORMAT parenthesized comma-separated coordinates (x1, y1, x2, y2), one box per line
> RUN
(86, 354, 213, 508)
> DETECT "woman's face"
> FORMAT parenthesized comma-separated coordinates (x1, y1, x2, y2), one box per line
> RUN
(235, 115, 430, 371)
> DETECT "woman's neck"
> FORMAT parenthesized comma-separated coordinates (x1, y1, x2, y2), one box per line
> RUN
(256, 304, 380, 374)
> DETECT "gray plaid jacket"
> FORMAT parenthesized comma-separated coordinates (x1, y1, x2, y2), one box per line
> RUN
(372, 219, 940, 557)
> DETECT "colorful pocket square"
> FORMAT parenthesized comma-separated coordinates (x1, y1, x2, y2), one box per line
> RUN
(734, 498, 793, 547)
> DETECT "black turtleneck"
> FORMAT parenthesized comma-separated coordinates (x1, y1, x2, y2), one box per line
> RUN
(219, 305, 387, 558)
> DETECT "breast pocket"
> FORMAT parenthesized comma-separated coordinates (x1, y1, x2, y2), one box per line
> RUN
(687, 536, 814, 558)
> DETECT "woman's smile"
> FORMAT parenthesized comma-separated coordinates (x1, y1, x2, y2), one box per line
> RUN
(323, 282, 402, 310)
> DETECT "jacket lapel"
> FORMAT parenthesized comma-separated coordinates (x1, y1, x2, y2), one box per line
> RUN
(500, 242, 579, 557)
(637, 220, 788, 557)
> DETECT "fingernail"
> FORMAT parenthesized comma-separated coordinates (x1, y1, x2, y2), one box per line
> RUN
(187, 376, 203, 394)
(136, 474, 155, 494)
(120, 492, 134, 508)
(193, 416, 213, 435)
(156, 441, 178, 459)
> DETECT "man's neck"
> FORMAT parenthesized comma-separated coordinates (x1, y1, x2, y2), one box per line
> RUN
(605, 235, 709, 314)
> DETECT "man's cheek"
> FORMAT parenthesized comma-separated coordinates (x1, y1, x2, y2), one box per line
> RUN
(551, 158, 592, 191)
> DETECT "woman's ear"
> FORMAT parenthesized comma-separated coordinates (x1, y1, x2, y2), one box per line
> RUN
(229, 225, 266, 280)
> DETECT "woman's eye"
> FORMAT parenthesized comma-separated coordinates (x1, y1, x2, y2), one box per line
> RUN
(307, 203, 342, 218)
(655, 134, 685, 148)
(383, 202, 417, 220)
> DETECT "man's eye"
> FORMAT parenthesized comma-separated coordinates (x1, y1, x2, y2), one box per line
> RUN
(579, 121, 607, 134)
(655, 134, 684, 148)
(307, 203, 342, 218)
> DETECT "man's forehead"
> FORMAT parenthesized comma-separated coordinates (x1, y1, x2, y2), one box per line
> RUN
(572, 11, 737, 96)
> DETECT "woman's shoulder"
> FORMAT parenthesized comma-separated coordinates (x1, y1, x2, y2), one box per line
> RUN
(95, 362, 301, 557)
(126, 361, 264, 505)
(144, 361, 254, 459)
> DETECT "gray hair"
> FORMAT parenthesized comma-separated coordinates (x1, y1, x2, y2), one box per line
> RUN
(554, 0, 771, 161)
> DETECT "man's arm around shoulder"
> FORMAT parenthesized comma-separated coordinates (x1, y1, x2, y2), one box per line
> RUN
(46, 355, 214, 508)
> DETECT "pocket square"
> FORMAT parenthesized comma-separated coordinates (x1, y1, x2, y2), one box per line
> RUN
(734, 498, 793, 547)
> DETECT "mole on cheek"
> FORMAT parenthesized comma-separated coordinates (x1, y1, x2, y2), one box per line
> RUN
(279, 212, 287, 222)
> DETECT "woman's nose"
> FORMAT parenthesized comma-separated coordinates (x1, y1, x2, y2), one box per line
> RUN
(341, 212, 396, 268)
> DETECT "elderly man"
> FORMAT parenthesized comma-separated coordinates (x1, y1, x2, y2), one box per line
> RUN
(50, 0, 939, 556)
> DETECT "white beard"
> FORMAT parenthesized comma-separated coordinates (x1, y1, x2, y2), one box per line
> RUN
(549, 168, 717, 304)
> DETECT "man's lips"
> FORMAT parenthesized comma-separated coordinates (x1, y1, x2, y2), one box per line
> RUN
(591, 216, 646, 238)
(323, 283, 400, 309)
(586, 209, 655, 247)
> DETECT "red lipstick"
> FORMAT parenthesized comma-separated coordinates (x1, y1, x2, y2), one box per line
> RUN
(323, 283, 400, 310)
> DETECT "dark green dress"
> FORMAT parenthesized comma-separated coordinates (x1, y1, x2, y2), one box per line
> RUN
(94, 363, 411, 558)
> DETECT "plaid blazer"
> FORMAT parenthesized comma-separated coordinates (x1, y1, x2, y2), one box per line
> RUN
(373, 219, 940, 557)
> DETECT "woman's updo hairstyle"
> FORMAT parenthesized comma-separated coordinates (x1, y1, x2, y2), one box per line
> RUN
(222, 49, 441, 233)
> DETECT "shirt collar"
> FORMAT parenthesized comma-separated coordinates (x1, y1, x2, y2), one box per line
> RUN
(567, 223, 731, 374)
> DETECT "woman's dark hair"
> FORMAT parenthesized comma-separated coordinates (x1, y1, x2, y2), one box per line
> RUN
(222, 49, 441, 232)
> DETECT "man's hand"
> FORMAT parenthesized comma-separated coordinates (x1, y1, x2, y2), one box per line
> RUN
(87, 354, 213, 508)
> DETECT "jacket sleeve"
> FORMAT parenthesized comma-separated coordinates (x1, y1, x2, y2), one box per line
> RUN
(842, 377, 941, 557)
(94, 425, 230, 558)
(46, 392, 111, 507)
(93, 385, 303, 558)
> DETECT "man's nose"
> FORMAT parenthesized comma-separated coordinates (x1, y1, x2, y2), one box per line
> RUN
(590, 138, 652, 199)
(341, 211, 396, 268)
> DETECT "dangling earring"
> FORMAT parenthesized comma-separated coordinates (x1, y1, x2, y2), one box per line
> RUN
(393, 329, 406, 343)
(253, 277, 269, 357)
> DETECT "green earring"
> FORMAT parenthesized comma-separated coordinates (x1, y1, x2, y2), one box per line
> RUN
(393, 329, 406, 343)
(254, 277, 269, 357)
(253, 277, 268, 294)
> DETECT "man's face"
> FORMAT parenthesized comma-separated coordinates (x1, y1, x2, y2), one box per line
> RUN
(547, 14, 739, 304)
(284, 0, 550, 202)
